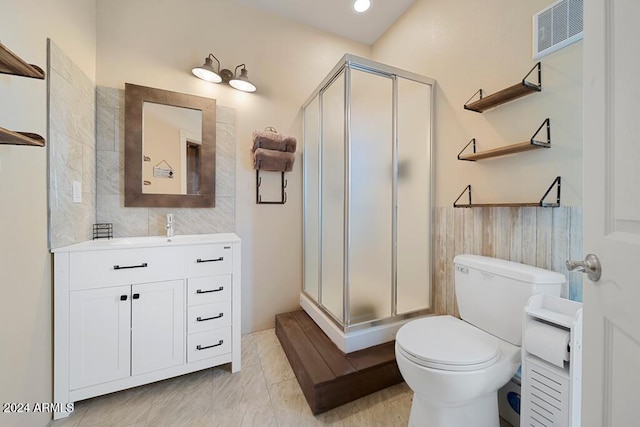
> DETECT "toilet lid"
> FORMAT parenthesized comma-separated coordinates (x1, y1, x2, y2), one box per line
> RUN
(396, 315, 500, 371)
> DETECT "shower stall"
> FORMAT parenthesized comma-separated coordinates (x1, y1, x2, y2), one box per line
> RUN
(302, 55, 435, 353)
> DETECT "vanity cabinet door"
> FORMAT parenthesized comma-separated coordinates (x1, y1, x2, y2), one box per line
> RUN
(131, 280, 185, 375)
(70, 286, 132, 390)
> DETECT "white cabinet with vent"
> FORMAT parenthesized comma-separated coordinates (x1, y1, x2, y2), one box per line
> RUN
(521, 294, 583, 427)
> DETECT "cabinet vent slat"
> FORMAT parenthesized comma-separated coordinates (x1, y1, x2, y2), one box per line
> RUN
(523, 356, 571, 426)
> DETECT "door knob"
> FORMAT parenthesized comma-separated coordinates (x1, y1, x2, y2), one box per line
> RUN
(566, 253, 602, 281)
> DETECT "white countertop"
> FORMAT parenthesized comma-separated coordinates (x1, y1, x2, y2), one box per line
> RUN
(51, 233, 241, 253)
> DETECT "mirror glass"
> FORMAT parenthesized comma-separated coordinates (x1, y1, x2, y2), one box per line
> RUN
(125, 83, 216, 208)
(142, 102, 202, 195)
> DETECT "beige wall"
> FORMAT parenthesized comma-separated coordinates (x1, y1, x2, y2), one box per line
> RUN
(373, 0, 583, 207)
(95, 0, 371, 332)
(0, 2, 96, 426)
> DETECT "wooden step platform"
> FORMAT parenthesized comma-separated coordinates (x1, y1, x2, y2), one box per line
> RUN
(275, 310, 404, 415)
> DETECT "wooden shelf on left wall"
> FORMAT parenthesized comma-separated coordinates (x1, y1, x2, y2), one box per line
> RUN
(0, 42, 46, 147)
(0, 42, 45, 79)
(0, 127, 46, 147)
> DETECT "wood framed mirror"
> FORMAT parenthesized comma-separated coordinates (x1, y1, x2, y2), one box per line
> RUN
(124, 83, 216, 207)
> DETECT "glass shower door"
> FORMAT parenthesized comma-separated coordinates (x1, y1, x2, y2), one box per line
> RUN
(303, 95, 320, 303)
(347, 68, 393, 325)
(396, 78, 432, 314)
(320, 71, 345, 323)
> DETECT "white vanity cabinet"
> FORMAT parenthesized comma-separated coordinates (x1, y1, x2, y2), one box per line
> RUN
(52, 234, 241, 420)
(69, 279, 184, 389)
(69, 285, 132, 388)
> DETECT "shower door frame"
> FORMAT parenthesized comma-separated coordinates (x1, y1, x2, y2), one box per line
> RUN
(302, 54, 436, 333)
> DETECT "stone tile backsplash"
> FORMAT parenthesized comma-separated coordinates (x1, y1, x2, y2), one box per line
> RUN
(95, 86, 236, 238)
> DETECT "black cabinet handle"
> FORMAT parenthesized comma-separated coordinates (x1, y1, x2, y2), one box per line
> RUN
(196, 257, 223, 263)
(114, 263, 148, 270)
(132, 293, 140, 300)
(120, 295, 128, 301)
(196, 313, 224, 322)
(197, 340, 223, 351)
(196, 286, 224, 294)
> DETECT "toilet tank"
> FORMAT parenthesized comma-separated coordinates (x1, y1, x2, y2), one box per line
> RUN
(454, 254, 564, 346)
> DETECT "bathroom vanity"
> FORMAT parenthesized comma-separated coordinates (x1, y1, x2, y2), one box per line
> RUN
(51, 233, 241, 419)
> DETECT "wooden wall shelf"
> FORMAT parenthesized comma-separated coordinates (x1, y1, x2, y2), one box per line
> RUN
(0, 42, 46, 147)
(458, 118, 551, 161)
(464, 63, 541, 113)
(0, 42, 45, 79)
(0, 127, 46, 147)
(453, 176, 561, 208)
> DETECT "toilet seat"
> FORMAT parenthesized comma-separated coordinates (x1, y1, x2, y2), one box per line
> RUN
(396, 315, 501, 372)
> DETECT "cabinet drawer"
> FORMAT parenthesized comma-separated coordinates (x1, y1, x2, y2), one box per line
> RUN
(187, 275, 231, 306)
(187, 301, 231, 334)
(69, 247, 184, 290)
(185, 244, 232, 277)
(187, 327, 231, 363)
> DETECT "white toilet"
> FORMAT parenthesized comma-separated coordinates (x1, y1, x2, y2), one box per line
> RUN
(395, 255, 565, 427)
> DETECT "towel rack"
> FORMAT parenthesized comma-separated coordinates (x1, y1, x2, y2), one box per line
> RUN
(252, 127, 293, 204)
(256, 169, 287, 204)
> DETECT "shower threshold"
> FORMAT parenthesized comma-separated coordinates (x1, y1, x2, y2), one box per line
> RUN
(275, 310, 403, 415)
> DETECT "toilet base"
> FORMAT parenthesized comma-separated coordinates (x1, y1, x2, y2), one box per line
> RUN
(409, 391, 500, 427)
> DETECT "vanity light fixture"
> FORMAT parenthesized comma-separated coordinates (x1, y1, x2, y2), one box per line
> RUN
(353, 0, 371, 13)
(229, 64, 257, 93)
(192, 53, 257, 92)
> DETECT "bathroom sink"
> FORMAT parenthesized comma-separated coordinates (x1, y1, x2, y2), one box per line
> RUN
(109, 236, 171, 245)
(108, 234, 216, 245)
(52, 233, 241, 253)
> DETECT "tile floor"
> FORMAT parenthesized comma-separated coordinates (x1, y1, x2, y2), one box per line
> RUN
(49, 329, 413, 427)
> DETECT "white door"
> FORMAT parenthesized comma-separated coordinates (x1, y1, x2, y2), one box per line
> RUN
(131, 280, 184, 375)
(69, 286, 131, 389)
(581, 0, 640, 425)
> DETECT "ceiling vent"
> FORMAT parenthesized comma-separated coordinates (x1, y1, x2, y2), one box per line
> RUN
(533, 0, 583, 59)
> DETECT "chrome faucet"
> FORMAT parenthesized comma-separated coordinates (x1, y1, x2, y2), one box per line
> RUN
(166, 213, 174, 238)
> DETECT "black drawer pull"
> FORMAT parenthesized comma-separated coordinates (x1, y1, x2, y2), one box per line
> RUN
(196, 286, 224, 294)
(197, 313, 224, 322)
(196, 340, 223, 351)
(196, 257, 224, 263)
(120, 295, 128, 301)
(132, 293, 140, 300)
(114, 262, 148, 270)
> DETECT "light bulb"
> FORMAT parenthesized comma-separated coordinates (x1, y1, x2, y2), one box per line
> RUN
(353, 0, 371, 13)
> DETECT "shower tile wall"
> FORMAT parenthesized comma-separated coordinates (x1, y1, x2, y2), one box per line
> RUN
(95, 86, 236, 237)
(48, 39, 97, 248)
(433, 206, 583, 316)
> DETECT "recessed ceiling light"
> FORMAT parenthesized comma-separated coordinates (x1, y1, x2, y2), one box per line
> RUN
(353, 0, 371, 13)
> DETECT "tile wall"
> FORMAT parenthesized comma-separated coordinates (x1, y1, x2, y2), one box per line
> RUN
(48, 40, 96, 248)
